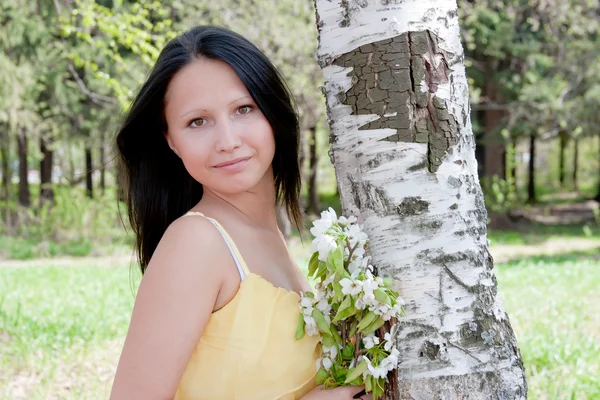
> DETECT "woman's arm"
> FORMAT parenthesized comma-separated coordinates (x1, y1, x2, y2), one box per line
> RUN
(110, 216, 229, 400)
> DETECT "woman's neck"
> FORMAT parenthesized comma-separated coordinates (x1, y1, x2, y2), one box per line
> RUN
(199, 171, 280, 231)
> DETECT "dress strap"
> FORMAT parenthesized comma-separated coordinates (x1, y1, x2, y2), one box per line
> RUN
(182, 211, 250, 280)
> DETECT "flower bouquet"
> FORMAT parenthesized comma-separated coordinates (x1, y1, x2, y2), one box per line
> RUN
(296, 208, 404, 399)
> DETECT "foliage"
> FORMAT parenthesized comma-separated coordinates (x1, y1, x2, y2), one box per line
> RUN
(0, 186, 129, 259)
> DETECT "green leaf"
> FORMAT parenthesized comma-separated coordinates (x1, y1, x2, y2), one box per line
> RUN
(333, 295, 357, 322)
(295, 312, 306, 340)
(308, 252, 319, 277)
(315, 368, 329, 385)
(349, 321, 357, 338)
(363, 316, 385, 335)
(312, 308, 332, 336)
(357, 311, 378, 333)
(327, 244, 343, 272)
(321, 333, 335, 348)
(316, 261, 328, 281)
(305, 291, 315, 299)
(365, 374, 373, 392)
(341, 342, 355, 360)
(382, 277, 393, 288)
(374, 288, 392, 306)
(330, 325, 343, 346)
(332, 280, 344, 303)
(344, 359, 368, 383)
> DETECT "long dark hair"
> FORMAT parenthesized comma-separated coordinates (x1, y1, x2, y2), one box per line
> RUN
(116, 26, 302, 274)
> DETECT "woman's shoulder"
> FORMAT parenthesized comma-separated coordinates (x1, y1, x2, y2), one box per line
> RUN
(145, 211, 230, 279)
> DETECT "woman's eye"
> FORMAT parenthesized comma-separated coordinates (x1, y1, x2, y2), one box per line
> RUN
(237, 105, 253, 115)
(189, 118, 206, 127)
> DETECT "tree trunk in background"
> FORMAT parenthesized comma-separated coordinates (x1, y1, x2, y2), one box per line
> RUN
(40, 135, 54, 205)
(99, 143, 106, 195)
(483, 65, 506, 182)
(306, 125, 320, 215)
(510, 137, 517, 189)
(0, 127, 10, 200)
(559, 131, 567, 188)
(314, 1, 527, 398)
(18, 128, 30, 207)
(528, 135, 536, 204)
(474, 109, 486, 178)
(85, 146, 93, 198)
(572, 138, 579, 192)
(595, 135, 600, 202)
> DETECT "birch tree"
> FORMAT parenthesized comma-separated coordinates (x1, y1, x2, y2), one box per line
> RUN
(313, 1, 527, 398)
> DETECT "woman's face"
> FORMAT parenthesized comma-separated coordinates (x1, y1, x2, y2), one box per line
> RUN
(164, 58, 275, 195)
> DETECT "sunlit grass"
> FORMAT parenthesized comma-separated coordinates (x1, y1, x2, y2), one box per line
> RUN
(496, 254, 600, 399)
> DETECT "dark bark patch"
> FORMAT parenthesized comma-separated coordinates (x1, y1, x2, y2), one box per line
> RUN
(332, 30, 460, 173)
(396, 196, 429, 217)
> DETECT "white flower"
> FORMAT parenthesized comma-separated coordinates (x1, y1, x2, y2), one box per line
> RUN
(322, 272, 336, 287)
(392, 301, 404, 318)
(383, 332, 394, 351)
(339, 278, 362, 296)
(304, 315, 318, 336)
(322, 357, 333, 371)
(355, 296, 367, 310)
(322, 345, 338, 359)
(353, 246, 366, 260)
(380, 348, 400, 371)
(363, 292, 376, 307)
(316, 297, 331, 314)
(346, 223, 368, 249)
(379, 304, 395, 321)
(364, 356, 387, 379)
(300, 296, 315, 316)
(311, 234, 338, 262)
(362, 334, 380, 349)
(361, 273, 379, 296)
(348, 260, 361, 277)
(310, 208, 338, 238)
(338, 215, 357, 224)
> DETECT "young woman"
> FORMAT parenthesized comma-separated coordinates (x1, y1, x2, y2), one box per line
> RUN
(110, 26, 369, 400)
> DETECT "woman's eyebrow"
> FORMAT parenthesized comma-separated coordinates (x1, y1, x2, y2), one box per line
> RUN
(178, 96, 253, 119)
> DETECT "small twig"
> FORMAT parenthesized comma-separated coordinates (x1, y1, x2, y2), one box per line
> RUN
(68, 64, 119, 107)
(345, 241, 360, 266)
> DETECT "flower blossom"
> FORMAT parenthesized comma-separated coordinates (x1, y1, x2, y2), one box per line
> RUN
(339, 278, 362, 296)
(362, 334, 380, 349)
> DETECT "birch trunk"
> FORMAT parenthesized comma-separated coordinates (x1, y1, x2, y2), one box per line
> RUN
(313, 1, 527, 398)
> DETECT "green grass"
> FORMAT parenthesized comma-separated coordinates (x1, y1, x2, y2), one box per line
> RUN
(1, 238, 599, 399)
(0, 264, 140, 399)
(488, 223, 600, 246)
(496, 253, 600, 399)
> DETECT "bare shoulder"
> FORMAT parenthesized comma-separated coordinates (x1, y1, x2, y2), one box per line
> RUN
(148, 214, 227, 275)
(110, 213, 231, 399)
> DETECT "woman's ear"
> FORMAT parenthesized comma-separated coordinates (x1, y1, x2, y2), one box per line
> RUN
(164, 132, 181, 158)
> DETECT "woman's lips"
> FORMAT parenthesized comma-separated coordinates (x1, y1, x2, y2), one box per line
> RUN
(213, 156, 252, 171)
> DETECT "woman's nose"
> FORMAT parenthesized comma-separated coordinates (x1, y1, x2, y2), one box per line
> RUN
(215, 118, 242, 152)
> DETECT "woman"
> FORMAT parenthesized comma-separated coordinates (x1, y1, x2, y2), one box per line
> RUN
(110, 26, 369, 399)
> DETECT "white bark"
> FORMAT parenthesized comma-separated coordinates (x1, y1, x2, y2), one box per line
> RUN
(313, 1, 527, 398)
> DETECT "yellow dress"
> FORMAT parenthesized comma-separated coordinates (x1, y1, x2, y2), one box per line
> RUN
(174, 212, 321, 400)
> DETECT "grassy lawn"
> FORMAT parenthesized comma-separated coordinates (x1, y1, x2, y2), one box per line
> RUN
(1, 239, 599, 399)
(0, 264, 140, 399)
(495, 253, 600, 399)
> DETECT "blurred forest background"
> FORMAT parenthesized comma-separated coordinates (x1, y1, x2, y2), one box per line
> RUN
(0, 1, 599, 399)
